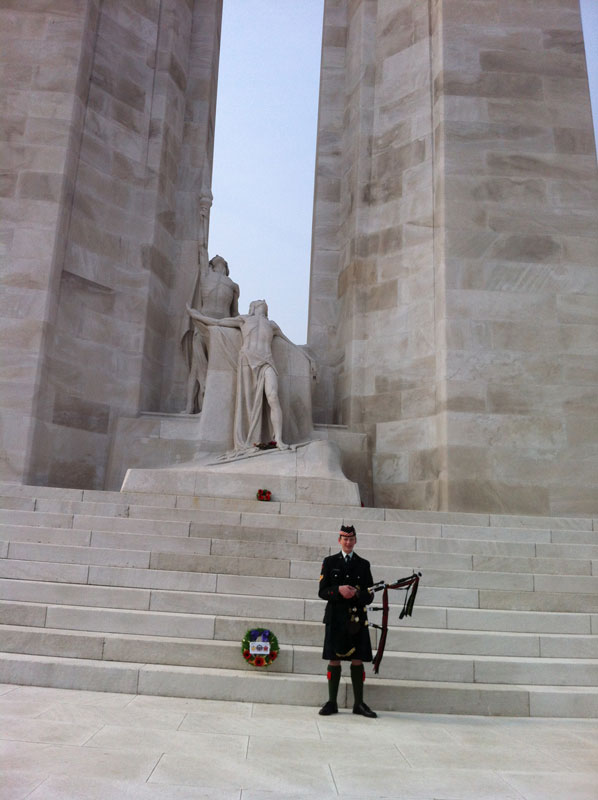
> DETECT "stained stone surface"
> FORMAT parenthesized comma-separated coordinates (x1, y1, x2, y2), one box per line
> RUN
(307, 0, 598, 514)
(0, 685, 597, 799)
(121, 440, 361, 506)
(0, 1, 100, 485)
(0, 0, 223, 489)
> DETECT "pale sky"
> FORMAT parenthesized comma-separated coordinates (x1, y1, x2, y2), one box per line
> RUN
(210, 0, 598, 345)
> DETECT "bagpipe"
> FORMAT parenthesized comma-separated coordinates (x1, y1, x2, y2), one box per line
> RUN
(368, 572, 422, 674)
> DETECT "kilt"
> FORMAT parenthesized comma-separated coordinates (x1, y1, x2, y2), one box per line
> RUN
(322, 619, 373, 662)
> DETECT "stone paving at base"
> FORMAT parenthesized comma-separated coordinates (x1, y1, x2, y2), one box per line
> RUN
(1, 683, 597, 800)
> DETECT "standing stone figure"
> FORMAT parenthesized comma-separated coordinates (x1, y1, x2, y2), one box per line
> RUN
(181, 190, 240, 414)
(186, 299, 294, 453)
(182, 255, 239, 413)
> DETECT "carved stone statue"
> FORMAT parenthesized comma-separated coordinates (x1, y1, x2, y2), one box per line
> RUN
(199, 256, 239, 319)
(186, 299, 299, 453)
(181, 192, 240, 413)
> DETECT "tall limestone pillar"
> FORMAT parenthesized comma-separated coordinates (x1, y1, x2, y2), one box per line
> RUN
(0, 1, 101, 485)
(308, 0, 598, 514)
(0, 0, 223, 488)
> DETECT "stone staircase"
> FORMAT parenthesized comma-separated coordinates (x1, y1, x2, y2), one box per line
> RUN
(0, 483, 597, 716)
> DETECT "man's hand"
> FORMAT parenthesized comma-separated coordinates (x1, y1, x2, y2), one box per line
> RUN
(339, 585, 356, 599)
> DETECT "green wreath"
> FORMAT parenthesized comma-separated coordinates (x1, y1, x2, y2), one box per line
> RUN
(241, 627, 279, 668)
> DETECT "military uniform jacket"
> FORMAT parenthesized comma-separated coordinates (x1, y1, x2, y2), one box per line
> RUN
(318, 551, 374, 661)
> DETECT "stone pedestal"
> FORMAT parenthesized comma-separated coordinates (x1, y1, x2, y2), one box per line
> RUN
(121, 440, 361, 505)
(107, 414, 368, 503)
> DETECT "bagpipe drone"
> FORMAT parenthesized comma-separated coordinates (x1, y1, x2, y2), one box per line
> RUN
(368, 572, 422, 674)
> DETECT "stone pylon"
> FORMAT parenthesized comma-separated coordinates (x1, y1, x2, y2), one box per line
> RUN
(307, 0, 598, 514)
(0, 0, 223, 488)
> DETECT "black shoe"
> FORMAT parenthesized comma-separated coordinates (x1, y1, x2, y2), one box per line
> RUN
(353, 702, 377, 718)
(319, 700, 338, 716)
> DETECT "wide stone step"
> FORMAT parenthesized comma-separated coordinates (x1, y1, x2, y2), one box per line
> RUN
(2, 481, 596, 529)
(1, 651, 598, 716)
(34, 498, 131, 517)
(3, 530, 597, 580)
(384, 626, 598, 658)
(480, 590, 598, 613)
(4, 541, 153, 569)
(0, 552, 299, 581)
(0, 556, 504, 605)
(0, 578, 152, 611)
(536, 541, 598, 560)
(74, 513, 193, 536)
(444, 606, 597, 635)
(0, 559, 90, 584)
(211, 573, 517, 610)
(91, 529, 242, 553)
(0, 485, 87, 502)
(0, 601, 331, 646)
(0, 508, 75, 529)
(303, 600, 598, 635)
(470, 555, 593, 575)
(439, 525, 598, 546)
(0, 590, 308, 629)
(0, 524, 92, 547)
(3, 502, 598, 558)
(0, 625, 291, 672)
(3, 595, 596, 654)
(308, 602, 598, 636)
(3, 526, 596, 580)
(300, 529, 598, 561)
(0, 580, 474, 628)
(86, 508, 598, 544)
(1, 484, 597, 718)
(291, 559, 593, 591)
(3, 561, 589, 620)
(0, 570, 483, 610)
(90, 527, 300, 550)
(473, 555, 592, 575)
(296, 647, 598, 685)
(0, 524, 213, 554)
(0, 486, 286, 514)
(145, 552, 296, 578)
(0, 496, 36, 511)
(210, 539, 474, 565)
(3, 624, 597, 686)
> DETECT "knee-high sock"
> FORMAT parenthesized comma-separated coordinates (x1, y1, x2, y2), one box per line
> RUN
(350, 664, 365, 706)
(327, 664, 341, 703)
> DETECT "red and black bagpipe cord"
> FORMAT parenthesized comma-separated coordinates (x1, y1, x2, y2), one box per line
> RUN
(371, 573, 421, 674)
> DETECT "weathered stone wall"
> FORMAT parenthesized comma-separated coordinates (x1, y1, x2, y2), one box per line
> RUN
(161, 0, 223, 413)
(308, 0, 598, 514)
(309, 0, 439, 509)
(434, 0, 598, 514)
(0, 0, 100, 484)
(1, 0, 223, 488)
(308, 0, 347, 424)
